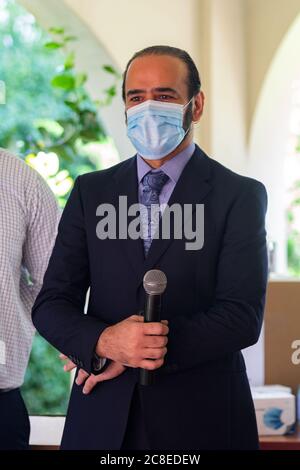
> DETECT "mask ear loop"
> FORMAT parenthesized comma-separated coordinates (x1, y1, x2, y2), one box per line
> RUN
(181, 96, 194, 137)
(182, 96, 194, 110)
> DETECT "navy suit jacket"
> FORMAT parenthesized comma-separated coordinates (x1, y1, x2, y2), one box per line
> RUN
(32, 143, 268, 450)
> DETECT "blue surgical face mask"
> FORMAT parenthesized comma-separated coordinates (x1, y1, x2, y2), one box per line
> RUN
(126, 97, 193, 159)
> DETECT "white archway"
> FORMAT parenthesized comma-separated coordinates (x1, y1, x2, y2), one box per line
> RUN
(242, 13, 300, 387)
(18, 0, 135, 160)
(248, 13, 300, 275)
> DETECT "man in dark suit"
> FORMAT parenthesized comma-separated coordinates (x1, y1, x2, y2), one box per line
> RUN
(32, 45, 268, 450)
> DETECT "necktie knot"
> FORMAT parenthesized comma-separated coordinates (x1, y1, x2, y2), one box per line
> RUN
(141, 170, 169, 194)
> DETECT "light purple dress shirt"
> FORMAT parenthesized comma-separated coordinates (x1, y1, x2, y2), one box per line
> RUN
(137, 142, 196, 206)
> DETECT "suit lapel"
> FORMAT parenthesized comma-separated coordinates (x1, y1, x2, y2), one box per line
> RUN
(113, 156, 145, 280)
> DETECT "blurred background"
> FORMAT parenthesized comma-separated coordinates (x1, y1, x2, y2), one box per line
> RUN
(1, 0, 300, 445)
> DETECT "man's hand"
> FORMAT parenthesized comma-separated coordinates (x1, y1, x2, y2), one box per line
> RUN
(96, 316, 169, 370)
(59, 317, 169, 394)
(76, 361, 127, 394)
(59, 354, 127, 394)
(59, 353, 76, 372)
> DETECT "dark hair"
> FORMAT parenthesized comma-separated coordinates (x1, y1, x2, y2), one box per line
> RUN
(122, 45, 201, 102)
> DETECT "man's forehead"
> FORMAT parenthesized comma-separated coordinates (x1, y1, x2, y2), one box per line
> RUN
(125, 55, 188, 93)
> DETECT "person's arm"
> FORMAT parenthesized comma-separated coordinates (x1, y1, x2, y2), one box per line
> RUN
(162, 179, 268, 374)
(32, 176, 110, 374)
(21, 171, 60, 308)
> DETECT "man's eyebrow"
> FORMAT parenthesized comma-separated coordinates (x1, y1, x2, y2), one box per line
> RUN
(153, 87, 179, 95)
(126, 87, 179, 97)
(126, 89, 146, 97)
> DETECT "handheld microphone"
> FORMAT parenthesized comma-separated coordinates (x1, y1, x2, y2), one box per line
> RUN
(139, 269, 167, 386)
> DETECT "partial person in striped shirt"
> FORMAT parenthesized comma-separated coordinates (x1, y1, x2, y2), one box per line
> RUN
(0, 148, 60, 450)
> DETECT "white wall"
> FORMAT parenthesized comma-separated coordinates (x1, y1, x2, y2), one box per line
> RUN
(248, 13, 300, 274)
(246, 0, 300, 128)
(209, 0, 247, 173)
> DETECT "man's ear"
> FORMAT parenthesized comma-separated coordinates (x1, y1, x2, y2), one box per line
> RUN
(193, 91, 205, 122)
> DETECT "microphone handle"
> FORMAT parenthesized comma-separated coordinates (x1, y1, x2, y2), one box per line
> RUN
(139, 293, 161, 386)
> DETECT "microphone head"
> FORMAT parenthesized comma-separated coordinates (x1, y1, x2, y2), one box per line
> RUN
(143, 269, 167, 295)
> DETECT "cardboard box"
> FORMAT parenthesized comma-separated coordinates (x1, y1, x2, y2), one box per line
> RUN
(264, 280, 300, 394)
(251, 385, 296, 435)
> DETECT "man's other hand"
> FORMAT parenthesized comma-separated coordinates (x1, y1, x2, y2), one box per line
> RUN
(59, 353, 127, 394)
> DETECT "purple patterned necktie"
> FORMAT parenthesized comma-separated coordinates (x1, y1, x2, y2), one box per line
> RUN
(140, 170, 169, 256)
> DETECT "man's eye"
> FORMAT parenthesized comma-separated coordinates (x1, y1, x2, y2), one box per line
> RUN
(130, 96, 141, 102)
(157, 95, 174, 100)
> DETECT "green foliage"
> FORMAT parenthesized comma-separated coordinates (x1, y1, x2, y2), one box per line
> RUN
(21, 334, 70, 415)
(0, 1, 68, 152)
(287, 156, 300, 276)
(0, 0, 120, 207)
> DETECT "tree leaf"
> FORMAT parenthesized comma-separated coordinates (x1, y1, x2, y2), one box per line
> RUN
(64, 52, 75, 70)
(63, 35, 77, 43)
(44, 41, 63, 50)
(105, 85, 117, 97)
(103, 64, 117, 75)
(75, 73, 87, 88)
(51, 74, 75, 90)
(64, 100, 79, 112)
(48, 27, 65, 35)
